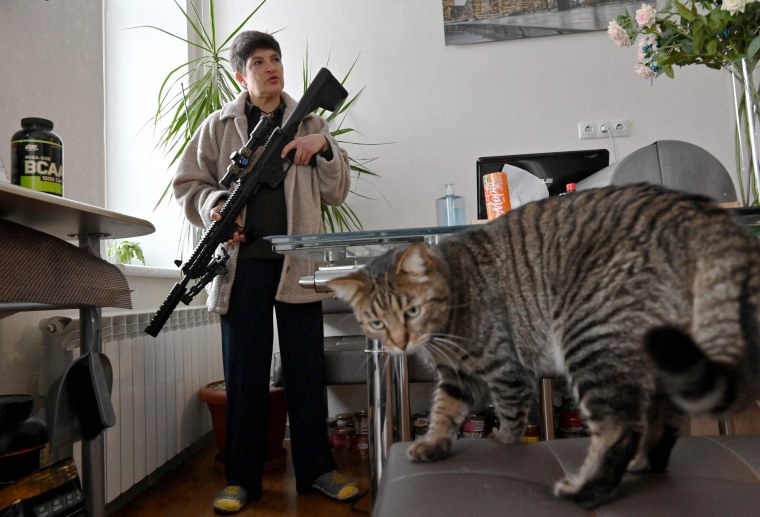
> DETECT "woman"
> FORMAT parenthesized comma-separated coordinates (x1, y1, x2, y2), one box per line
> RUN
(173, 30, 358, 514)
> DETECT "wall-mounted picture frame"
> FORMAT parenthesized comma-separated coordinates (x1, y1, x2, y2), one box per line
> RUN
(442, 0, 643, 45)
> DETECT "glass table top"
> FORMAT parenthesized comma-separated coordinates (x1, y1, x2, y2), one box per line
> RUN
(265, 224, 473, 264)
(265, 206, 760, 265)
(731, 207, 760, 229)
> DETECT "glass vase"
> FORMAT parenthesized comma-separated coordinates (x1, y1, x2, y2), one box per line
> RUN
(730, 58, 760, 207)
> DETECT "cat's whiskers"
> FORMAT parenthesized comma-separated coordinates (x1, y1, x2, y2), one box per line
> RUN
(431, 332, 470, 343)
(427, 336, 469, 374)
(430, 333, 470, 355)
(424, 343, 462, 379)
(406, 336, 431, 354)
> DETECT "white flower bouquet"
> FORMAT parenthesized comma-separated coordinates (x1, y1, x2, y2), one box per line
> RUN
(608, 1, 759, 79)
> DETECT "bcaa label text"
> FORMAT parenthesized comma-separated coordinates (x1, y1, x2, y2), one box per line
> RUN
(24, 158, 63, 178)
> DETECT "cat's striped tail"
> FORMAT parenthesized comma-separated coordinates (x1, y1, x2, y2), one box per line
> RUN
(644, 327, 756, 416)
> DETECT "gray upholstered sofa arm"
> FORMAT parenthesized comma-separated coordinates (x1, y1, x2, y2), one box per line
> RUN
(374, 436, 760, 516)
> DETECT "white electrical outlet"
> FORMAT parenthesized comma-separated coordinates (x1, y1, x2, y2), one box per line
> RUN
(608, 119, 632, 137)
(577, 119, 632, 139)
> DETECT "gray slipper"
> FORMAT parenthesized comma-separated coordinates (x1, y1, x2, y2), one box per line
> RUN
(213, 485, 247, 514)
(311, 470, 360, 501)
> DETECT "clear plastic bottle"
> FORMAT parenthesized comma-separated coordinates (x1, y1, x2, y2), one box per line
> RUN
(436, 183, 465, 226)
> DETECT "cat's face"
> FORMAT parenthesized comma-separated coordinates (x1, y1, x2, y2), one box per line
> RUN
(328, 243, 450, 354)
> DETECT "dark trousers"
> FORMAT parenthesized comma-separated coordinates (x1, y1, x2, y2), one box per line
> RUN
(220, 258, 335, 497)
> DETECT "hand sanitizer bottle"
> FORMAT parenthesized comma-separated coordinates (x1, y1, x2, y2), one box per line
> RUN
(436, 183, 465, 226)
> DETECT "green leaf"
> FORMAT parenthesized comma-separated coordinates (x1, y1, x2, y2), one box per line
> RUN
(706, 38, 718, 55)
(183, 0, 213, 50)
(673, 1, 696, 22)
(748, 36, 760, 61)
(219, 0, 269, 49)
(302, 46, 386, 232)
(692, 31, 704, 55)
(127, 24, 207, 52)
(108, 240, 146, 265)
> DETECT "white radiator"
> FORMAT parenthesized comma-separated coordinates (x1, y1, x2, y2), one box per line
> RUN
(43, 307, 223, 503)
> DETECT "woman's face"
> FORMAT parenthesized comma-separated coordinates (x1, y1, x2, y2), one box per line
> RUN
(237, 48, 284, 100)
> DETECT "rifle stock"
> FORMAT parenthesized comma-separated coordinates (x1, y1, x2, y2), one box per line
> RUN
(282, 67, 348, 134)
(144, 68, 348, 337)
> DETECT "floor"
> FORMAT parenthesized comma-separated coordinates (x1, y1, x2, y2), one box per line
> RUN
(109, 438, 373, 516)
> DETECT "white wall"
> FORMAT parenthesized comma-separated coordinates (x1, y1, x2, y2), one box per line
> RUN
(0, 0, 105, 206)
(214, 0, 734, 230)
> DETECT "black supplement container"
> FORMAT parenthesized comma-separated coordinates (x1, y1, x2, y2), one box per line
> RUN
(0, 394, 48, 483)
(11, 117, 64, 196)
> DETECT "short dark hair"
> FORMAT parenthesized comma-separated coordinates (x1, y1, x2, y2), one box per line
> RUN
(229, 31, 281, 74)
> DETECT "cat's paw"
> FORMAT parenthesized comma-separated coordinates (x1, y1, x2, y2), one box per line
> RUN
(406, 436, 452, 462)
(553, 476, 580, 498)
(627, 456, 652, 474)
(627, 453, 670, 474)
(553, 477, 616, 509)
(488, 427, 523, 444)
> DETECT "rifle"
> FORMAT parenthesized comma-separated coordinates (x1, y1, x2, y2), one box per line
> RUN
(144, 68, 348, 337)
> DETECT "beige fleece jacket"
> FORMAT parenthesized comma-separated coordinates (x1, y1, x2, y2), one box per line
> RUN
(173, 90, 350, 313)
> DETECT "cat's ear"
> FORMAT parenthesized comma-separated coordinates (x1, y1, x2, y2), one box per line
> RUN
(396, 243, 433, 279)
(328, 275, 365, 302)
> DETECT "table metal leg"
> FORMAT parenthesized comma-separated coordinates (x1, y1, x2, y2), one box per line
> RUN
(367, 338, 417, 504)
(367, 337, 393, 501)
(78, 306, 107, 517)
(393, 354, 412, 442)
(81, 435, 106, 517)
(718, 417, 736, 435)
(539, 378, 555, 441)
(78, 233, 108, 517)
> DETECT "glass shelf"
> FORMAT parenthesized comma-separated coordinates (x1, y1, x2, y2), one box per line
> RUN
(265, 224, 473, 265)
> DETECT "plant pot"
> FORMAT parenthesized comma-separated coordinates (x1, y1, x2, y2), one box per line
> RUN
(198, 381, 287, 473)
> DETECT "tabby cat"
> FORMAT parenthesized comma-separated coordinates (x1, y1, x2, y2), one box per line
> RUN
(328, 183, 760, 508)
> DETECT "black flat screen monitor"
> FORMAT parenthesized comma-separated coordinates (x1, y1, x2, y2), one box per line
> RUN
(476, 149, 609, 220)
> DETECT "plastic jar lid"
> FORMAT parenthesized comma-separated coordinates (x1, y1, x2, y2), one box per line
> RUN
(20, 117, 54, 130)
